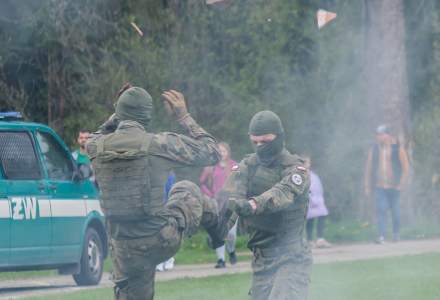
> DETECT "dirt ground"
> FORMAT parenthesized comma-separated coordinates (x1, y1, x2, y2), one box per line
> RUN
(1, 238, 440, 299)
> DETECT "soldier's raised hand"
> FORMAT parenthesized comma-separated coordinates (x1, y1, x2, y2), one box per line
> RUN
(100, 113, 120, 133)
(161, 90, 189, 121)
(116, 82, 133, 98)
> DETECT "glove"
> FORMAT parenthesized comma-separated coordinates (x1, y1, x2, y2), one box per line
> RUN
(100, 113, 120, 134)
(161, 90, 189, 121)
(116, 82, 133, 98)
(229, 198, 255, 217)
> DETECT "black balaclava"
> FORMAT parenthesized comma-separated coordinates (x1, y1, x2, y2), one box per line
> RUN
(248, 111, 285, 166)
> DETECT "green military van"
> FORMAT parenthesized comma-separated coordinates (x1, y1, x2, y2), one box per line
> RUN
(0, 112, 107, 286)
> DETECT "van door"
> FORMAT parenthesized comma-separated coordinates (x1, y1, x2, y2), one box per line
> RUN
(0, 167, 10, 267)
(35, 130, 87, 263)
(0, 131, 51, 266)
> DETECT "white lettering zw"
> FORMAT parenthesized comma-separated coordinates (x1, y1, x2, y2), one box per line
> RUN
(11, 197, 24, 220)
(11, 197, 39, 220)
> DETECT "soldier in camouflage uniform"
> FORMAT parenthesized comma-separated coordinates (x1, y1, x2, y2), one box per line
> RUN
(86, 86, 221, 300)
(221, 110, 312, 300)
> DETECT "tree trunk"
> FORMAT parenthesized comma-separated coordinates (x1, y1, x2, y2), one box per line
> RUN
(363, 0, 411, 137)
(47, 0, 67, 137)
(362, 0, 414, 221)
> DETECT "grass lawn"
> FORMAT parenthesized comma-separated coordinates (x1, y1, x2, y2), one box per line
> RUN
(2, 218, 440, 281)
(323, 218, 440, 243)
(0, 233, 250, 281)
(24, 253, 440, 300)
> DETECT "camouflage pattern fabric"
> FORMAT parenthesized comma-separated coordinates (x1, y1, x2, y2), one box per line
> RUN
(87, 115, 220, 300)
(110, 218, 182, 300)
(250, 241, 312, 300)
(222, 150, 312, 300)
(87, 118, 221, 238)
(224, 151, 310, 248)
(110, 181, 218, 300)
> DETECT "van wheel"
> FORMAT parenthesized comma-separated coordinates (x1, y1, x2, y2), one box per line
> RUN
(73, 228, 104, 286)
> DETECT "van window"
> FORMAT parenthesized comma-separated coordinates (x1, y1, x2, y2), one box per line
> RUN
(0, 131, 42, 180)
(36, 131, 74, 181)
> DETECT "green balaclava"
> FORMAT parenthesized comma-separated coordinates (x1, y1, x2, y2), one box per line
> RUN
(115, 87, 153, 129)
(249, 110, 285, 166)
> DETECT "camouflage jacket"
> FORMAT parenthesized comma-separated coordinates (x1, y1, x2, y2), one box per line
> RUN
(223, 150, 310, 249)
(86, 115, 220, 239)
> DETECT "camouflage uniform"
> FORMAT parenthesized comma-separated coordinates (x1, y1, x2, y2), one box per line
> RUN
(87, 87, 220, 300)
(223, 111, 312, 300)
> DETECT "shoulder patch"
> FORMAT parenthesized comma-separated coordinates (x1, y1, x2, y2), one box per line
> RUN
(291, 173, 303, 185)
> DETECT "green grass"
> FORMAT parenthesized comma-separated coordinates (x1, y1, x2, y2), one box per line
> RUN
(318, 218, 440, 243)
(2, 218, 440, 281)
(0, 233, 249, 281)
(309, 253, 440, 300)
(0, 270, 57, 281)
(24, 253, 440, 300)
(173, 231, 249, 264)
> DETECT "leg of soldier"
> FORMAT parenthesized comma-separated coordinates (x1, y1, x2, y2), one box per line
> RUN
(267, 254, 312, 300)
(250, 250, 276, 300)
(111, 219, 183, 300)
(251, 244, 312, 300)
(112, 250, 155, 300)
(166, 180, 218, 236)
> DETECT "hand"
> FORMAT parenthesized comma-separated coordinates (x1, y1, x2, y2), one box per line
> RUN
(161, 90, 189, 120)
(248, 199, 257, 211)
(100, 113, 119, 133)
(229, 198, 255, 217)
(116, 82, 133, 98)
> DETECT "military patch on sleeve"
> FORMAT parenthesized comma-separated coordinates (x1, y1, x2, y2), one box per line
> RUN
(291, 173, 303, 185)
(231, 165, 239, 171)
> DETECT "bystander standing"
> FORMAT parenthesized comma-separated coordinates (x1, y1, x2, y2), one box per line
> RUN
(200, 142, 238, 268)
(364, 125, 410, 244)
(304, 155, 331, 248)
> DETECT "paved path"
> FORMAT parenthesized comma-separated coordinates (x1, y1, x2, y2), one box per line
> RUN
(1, 238, 440, 299)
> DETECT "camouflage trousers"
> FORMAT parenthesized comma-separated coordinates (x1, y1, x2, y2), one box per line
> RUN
(250, 241, 312, 300)
(110, 180, 218, 300)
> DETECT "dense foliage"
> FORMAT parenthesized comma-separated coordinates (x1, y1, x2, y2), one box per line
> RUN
(0, 0, 438, 221)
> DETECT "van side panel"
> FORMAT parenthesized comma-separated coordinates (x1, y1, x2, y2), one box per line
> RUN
(8, 181, 52, 266)
(0, 180, 10, 266)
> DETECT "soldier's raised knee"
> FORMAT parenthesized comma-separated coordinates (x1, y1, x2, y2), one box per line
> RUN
(168, 180, 202, 199)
